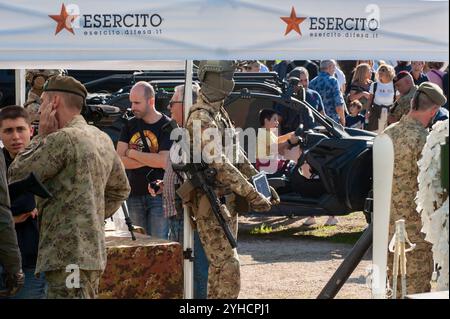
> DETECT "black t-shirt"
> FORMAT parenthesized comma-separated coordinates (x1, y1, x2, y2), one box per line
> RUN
(345, 114, 365, 129)
(119, 114, 173, 196)
(3, 148, 39, 268)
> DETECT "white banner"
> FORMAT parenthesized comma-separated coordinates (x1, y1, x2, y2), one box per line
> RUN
(0, 0, 448, 68)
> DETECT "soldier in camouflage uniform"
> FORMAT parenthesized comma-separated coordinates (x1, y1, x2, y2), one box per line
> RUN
(24, 69, 64, 123)
(8, 76, 131, 298)
(383, 82, 447, 297)
(0, 151, 24, 297)
(184, 61, 280, 299)
(388, 71, 417, 125)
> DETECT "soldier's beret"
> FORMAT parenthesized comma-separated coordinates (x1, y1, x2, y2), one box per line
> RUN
(393, 71, 411, 84)
(417, 82, 447, 106)
(42, 75, 87, 99)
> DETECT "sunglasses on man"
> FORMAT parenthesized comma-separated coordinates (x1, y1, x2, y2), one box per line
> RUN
(168, 100, 183, 108)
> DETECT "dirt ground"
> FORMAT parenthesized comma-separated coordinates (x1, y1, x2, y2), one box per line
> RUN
(237, 213, 372, 299)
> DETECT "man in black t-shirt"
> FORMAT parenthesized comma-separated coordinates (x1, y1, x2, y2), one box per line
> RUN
(117, 82, 172, 239)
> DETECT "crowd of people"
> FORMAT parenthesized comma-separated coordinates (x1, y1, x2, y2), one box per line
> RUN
(248, 60, 448, 296)
(240, 59, 448, 132)
(0, 59, 448, 299)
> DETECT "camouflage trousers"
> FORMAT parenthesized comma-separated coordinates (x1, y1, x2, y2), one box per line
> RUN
(193, 193, 240, 299)
(387, 241, 433, 298)
(45, 269, 102, 299)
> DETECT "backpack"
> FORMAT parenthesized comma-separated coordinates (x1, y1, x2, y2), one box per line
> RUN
(371, 81, 396, 107)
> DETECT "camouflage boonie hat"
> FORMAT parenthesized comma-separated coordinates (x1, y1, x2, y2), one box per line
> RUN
(416, 82, 447, 106)
(43, 75, 88, 99)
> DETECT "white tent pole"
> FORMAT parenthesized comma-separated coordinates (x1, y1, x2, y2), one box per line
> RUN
(183, 60, 194, 299)
(15, 69, 26, 106)
(372, 134, 395, 299)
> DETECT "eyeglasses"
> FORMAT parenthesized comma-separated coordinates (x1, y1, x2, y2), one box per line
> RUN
(168, 101, 183, 108)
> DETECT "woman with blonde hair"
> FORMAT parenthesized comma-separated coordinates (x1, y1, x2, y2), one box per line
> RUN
(347, 63, 373, 111)
(366, 64, 396, 132)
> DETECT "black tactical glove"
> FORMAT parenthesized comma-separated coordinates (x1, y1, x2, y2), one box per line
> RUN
(0, 270, 25, 297)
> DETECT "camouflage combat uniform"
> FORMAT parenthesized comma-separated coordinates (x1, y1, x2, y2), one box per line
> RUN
(389, 85, 418, 123)
(8, 115, 130, 298)
(383, 115, 433, 296)
(186, 92, 261, 299)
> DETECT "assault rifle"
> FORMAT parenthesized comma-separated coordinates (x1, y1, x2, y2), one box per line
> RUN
(163, 119, 237, 249)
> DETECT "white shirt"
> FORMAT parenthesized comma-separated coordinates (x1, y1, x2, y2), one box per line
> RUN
(334, 67, 346, 92)
(370, 81, 395, 106)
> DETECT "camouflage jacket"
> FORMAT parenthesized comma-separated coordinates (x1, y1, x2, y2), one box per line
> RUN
(390, 85, 418, 123)
(0, 151, 21, 274)
(8, 115, 130, 273)
(185, 92, 259, 198)
(383, 115, 428, 242)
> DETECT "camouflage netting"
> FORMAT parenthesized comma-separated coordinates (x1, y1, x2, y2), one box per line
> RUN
(99, 231, 183, 299)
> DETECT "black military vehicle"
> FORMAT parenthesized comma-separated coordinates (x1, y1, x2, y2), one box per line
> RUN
(78, 69, 374, 220)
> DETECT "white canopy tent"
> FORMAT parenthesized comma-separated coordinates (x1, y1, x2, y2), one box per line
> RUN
(0, 0, 448, 299)
(0, 0, 448, 65)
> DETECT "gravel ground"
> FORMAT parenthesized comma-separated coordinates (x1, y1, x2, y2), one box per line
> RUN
(237, 214, 372, 299)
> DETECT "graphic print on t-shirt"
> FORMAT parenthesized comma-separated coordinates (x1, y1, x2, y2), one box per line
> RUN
(128, 130, 159, 153)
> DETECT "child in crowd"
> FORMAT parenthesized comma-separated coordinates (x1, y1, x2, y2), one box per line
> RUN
(345, 100, 365, 130)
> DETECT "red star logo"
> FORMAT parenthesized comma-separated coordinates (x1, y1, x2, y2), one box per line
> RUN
(49, 4, 78, 35)
(280, 7, 307, 36)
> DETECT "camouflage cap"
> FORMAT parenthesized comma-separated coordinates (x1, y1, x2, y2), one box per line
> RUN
(417, 81, 447, 106)
(42, 75, 87, 99)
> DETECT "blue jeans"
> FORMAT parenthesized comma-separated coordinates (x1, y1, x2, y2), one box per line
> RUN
(193, 231, 209, 299)
(127, 194, 169, 239)
(0, 265, 47, 299)
(168, 216, 209, 299)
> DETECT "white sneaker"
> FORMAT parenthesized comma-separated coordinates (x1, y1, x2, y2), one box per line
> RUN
(325, 216, 339, 226)
(303, 216, 316, 226)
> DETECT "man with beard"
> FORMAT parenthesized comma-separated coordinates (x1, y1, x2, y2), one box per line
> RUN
(117, 82, 172, 239)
